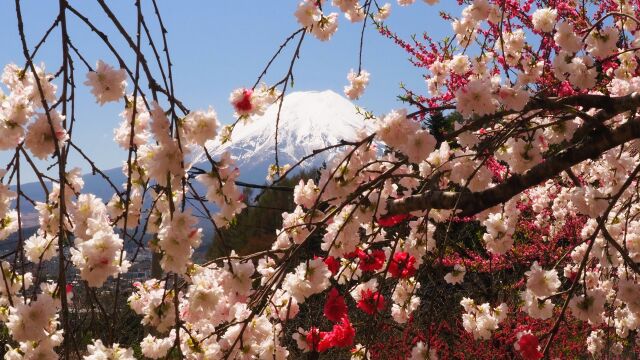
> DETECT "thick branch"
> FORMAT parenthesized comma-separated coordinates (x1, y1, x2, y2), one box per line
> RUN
(445, 91, 640, 141)
(388, 96, 640, 216)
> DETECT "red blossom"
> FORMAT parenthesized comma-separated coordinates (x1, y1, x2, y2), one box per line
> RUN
(324, 288, 348, 323)
(357, 249, 386, 272)
(388, 252, 417, 279)
(233, 88, 253, 112)
(323, 256, 340, 275)
(306, 327, 331, 352)
(325, 316, 356, 348)
(516, 333, 543, 360)
(306, 317, 355, 353)
(557, 80, 575, 97)
(357, 289, 385, 315)
(377, 213, 410, 227)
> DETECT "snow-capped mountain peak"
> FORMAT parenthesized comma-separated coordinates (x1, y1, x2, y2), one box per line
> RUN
(197, 90, 373, 182)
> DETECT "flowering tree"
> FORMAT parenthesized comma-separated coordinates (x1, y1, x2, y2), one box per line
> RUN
(2, 0, 640, 358)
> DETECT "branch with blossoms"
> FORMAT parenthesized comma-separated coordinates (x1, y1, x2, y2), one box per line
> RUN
(5, 0, 640, 359)
(387, 97, 640, 216)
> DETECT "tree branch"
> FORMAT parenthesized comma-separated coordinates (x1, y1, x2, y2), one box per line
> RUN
(388, 95, 640, 216)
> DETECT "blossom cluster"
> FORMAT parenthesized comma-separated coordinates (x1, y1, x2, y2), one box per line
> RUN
(460, 297, 508, 340)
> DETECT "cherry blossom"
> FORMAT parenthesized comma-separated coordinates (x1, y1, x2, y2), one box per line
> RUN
(84, 60, 127, 105)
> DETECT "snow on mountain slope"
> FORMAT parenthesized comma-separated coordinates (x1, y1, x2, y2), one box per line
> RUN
(195, 90, 374, 182)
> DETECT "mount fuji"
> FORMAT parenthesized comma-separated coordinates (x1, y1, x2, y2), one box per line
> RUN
(195, 89, 373, 182)
(17, 90, 372, 220)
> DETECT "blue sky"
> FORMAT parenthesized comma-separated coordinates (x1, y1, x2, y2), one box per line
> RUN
(0, 1, 456, 182)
